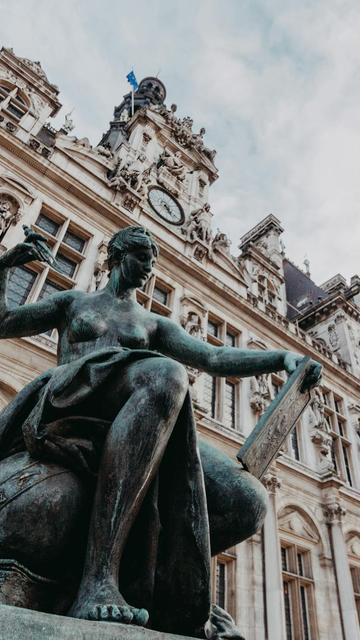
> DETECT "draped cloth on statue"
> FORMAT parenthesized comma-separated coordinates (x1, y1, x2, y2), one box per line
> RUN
(0, 347, 211, 634)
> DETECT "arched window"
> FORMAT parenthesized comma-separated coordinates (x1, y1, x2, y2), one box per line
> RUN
(0, 82, 29, 122)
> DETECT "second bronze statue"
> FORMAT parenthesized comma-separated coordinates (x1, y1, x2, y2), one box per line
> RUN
(0, 226, 321, 636)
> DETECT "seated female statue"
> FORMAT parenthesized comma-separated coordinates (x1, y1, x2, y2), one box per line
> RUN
(0, 226, 321, 636)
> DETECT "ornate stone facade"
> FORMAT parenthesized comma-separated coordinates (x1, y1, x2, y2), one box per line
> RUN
(0, 47, 359, 639)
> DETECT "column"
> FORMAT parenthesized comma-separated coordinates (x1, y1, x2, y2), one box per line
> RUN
(324, 501, 360, 640)
(262, 472, 286, 640)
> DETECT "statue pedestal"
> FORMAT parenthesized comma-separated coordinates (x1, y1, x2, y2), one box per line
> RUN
(0, 604, 196, 640)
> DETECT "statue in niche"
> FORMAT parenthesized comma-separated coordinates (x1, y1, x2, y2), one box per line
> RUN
(183, 202, 213, 244)
(0, 196, 21, 241)
(181, 311, 204, 341)
(0, 226, 321, 636)
(250, 374, 270, 414)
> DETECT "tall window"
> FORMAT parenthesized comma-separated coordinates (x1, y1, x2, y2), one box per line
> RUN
(136, 276, 173, 317)
(6, 209, 89, 340)
(202, 315, 240, 429)
(351, 566, 360, 624)
(281, 544, 317, 640)
(289, 422, 301, 461)
(322, 389, 353, 486)
(212, 549, 236, 618)
(0, 83, 29, 122)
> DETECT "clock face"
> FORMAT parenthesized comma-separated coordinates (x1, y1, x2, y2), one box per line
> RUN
(148, 187, 184, 226)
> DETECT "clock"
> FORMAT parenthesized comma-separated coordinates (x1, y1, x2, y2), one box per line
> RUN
(148, 187, 184, 226)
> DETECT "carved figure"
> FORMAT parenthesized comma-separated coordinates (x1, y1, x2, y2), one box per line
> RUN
(158, 149, 187, 181)
(183, 203, 213, 244)
(211, 231, 231, 256)
(181, 311, 204, 340)
(0, 226, 321, 636)
(250, 374, 270, 414)
(62, 112, 75, 134)
(95, 143, 113, 159)
(0, 200, 16, 240)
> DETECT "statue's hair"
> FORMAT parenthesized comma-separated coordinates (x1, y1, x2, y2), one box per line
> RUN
(107, 226, 159, 270)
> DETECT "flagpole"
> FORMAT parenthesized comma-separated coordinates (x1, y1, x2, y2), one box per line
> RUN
(131, 89, 134, 117)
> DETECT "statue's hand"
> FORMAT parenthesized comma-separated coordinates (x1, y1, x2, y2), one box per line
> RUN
(283, 352, 322, 391)
(0, 242, 45, 269)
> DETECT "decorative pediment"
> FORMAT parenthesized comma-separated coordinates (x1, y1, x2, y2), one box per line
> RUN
(55, 137, 111, 177)
(346, 532, 360, 559)
(278, 506, 320, 544)
(0, 173, 35, 202)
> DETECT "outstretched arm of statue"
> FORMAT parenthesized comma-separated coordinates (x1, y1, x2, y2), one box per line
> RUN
(154, 316, 322, 390)
(0, 243, 67, 338)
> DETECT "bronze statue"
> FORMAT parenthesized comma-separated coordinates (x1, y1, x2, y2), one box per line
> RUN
(0, 226, 321, 636)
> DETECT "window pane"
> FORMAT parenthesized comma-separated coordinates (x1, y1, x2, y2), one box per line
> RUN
(63, 230, 86, 253)
(7, 267, 36, 307)
(281, 547, 288, 572)
(342, 444, 352, 486)
(300, 586, 311, 640)
(207, 320, 219, 337)
(203, 374, 216, 418)
(297, 553, 304, 576)
(56, 253, 77, 278)
(291, 427, 300, 461)
(224, 380, 236, 429)
(38, 280, 66, 300)
(283, 581, 293, 640)
(7, 103, 25, 119)
(35, 214, 61, 237)
(225, 332, 236, 347)
(216, 562, 226, 609)
(153, 285, 168, 306)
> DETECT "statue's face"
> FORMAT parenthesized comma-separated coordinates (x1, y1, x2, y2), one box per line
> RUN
(120, 246, 156, 288)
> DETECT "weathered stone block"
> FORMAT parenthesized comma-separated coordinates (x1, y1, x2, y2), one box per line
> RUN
(0, 604, 195, 640)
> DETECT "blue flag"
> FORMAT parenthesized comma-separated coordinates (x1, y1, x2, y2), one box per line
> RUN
(126, 70, 139, 91)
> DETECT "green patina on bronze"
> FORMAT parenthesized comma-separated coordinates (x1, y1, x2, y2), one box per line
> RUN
(0, 226, 321, 636)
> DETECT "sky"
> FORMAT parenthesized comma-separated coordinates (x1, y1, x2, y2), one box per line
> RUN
(0, 0, 359, 285)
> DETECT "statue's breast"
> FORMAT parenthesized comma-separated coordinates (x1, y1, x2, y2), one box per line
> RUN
(68, 311, 108, 343)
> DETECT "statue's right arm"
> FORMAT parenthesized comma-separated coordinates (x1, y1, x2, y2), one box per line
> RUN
(0, 243, 68, 339)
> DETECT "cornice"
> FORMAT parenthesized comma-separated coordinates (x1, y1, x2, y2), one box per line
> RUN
(298, 292, 360, 328)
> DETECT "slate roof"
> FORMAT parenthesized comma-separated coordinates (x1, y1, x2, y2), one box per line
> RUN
(283, 258, 329, 320)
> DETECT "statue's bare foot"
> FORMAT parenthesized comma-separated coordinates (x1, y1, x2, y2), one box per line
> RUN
(68, 580, 149, 626)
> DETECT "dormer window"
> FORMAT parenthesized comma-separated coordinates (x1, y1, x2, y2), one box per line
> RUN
(0, 83, 29, 122)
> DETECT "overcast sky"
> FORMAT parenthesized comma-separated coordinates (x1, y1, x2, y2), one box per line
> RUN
(0, 0, 359, 285)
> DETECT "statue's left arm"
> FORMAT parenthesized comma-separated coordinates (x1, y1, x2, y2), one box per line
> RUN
(153, 316, 321, 388)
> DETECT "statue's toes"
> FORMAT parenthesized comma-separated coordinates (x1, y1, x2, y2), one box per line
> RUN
(131, 607, 149, 626)
(117, 606, 134, 624)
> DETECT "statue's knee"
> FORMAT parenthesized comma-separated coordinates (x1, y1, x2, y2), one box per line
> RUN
(237, 473, 268, 537)
(155, 359, 189, 402)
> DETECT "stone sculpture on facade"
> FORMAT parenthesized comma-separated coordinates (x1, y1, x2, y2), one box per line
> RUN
(249, 374, 271, 415)
(211, 231, 231, 257)
(0, 225, 321, 637)
(182, 202, 213, 245)
(309, 388, 334, 473)
(108, 159, 152, 196)
(157, 148, 187, 182)
(0, 196, 21, 241)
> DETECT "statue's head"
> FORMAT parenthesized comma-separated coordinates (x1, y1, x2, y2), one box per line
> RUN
(107, 226, 159, 288)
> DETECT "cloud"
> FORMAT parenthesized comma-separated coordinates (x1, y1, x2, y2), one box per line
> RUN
(0, 0, 359, 283)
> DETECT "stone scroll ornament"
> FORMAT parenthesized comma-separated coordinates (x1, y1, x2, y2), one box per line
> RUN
(238, 357, 312, 479)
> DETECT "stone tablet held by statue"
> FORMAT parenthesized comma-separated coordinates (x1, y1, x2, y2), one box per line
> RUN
(237, 356, 312, 479)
